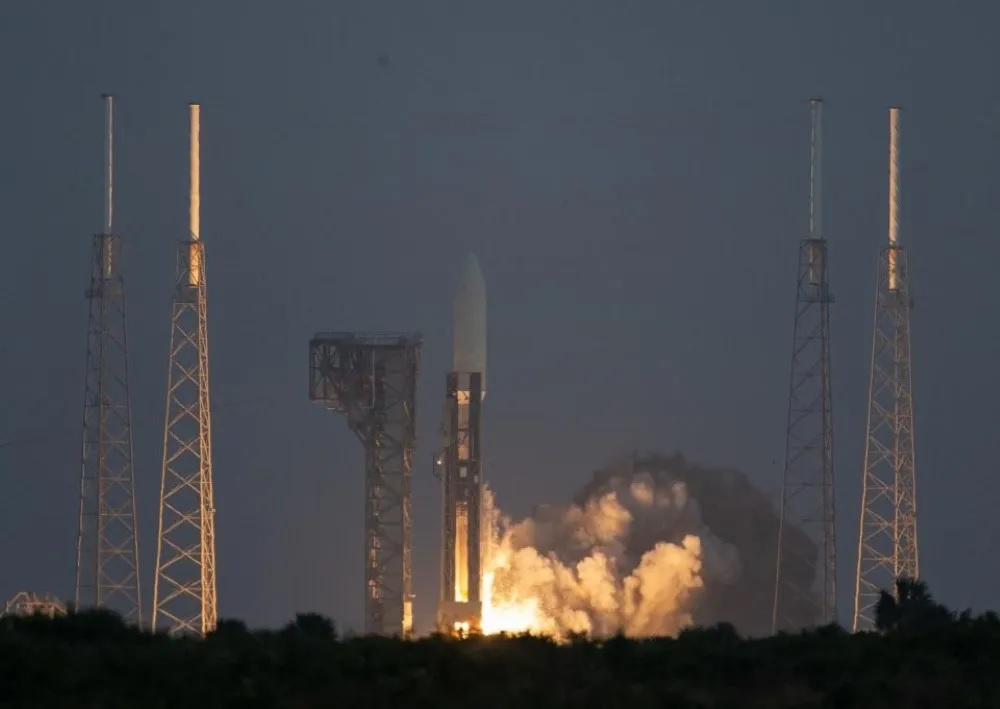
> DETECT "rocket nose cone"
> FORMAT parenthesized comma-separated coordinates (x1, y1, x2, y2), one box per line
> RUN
(459, 253, 485, 292)
(454, 253, 486, 309)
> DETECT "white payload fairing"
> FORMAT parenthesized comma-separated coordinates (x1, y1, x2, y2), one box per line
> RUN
(452, 254, 487, 392)
(436, 253, 487, 635)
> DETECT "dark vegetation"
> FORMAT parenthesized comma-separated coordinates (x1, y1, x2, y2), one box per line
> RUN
(0, 579, 996, 707)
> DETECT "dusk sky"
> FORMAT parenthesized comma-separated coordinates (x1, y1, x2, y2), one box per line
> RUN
(1, 1, 997, 633)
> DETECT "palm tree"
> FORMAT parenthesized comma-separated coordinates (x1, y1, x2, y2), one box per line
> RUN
(875, 577, 952, 633)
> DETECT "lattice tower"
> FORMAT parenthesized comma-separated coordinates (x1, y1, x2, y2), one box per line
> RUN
(152, 103, 217, 636)
(853, 107, 919, 631)
(75, 94, 142, 624)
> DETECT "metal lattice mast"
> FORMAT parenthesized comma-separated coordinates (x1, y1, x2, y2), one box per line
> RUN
(75, 94, 143, 624)
(853, 107, 918, 632)
(772, 99, 836, 633)
(309, 332, 422, 637)
(152, 103, 217, 636)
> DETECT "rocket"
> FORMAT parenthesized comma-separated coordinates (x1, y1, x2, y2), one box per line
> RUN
(436, 254, 487, 635)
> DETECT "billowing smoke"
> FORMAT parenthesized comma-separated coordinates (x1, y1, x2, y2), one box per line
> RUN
(482, 452, 816, 638)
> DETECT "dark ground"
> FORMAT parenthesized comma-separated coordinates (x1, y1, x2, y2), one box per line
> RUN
(0, 579, 993, 708)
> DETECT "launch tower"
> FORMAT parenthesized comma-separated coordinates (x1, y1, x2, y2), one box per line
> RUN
(75, 94, 142, 624)
(152, 103, 218, 636)
(435, 255, 487, 635)
(773, 99, 837, 632)
(853, 107, 919, 631)
(308, 331, 422, 637)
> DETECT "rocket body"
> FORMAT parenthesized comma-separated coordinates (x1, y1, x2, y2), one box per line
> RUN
(437, 254, 487, 635)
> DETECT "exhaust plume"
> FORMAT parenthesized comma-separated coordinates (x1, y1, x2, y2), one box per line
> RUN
(481, 452, 817, 638)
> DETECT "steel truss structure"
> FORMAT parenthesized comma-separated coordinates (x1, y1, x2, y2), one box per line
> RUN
(153, 104, 217, 637)
(853, 107, 919, 632)
(2, 592, 67, 619)
(309, 332, 422, 637)
(773, 99, 836, 632)
(75, 94, 142, 624)
(853, 244, 917, 631)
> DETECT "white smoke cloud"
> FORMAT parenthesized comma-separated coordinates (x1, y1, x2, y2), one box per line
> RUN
(480, 466, 742, 639)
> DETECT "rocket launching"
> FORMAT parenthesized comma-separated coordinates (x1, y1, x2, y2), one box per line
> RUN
(432, 260, 806, 640)
(437, 254, 487, 635)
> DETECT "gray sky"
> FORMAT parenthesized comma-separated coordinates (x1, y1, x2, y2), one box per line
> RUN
(0, 1, 996, 632)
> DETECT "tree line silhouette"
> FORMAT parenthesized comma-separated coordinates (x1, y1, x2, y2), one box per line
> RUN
(0, 578, 995, 707)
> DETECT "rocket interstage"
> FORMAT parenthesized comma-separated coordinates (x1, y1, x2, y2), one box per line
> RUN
(437, 254, 487, 635)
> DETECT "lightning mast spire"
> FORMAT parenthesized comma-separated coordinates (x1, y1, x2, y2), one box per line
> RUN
(153, 103, 218, 636)
(853, 107, 919, 631)
(74, 94, 142, 623)
(772, 99, 837, 632)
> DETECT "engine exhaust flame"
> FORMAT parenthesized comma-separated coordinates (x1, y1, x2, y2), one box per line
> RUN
(479, 478, 722, 638)
(477, 453, 816, 639)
